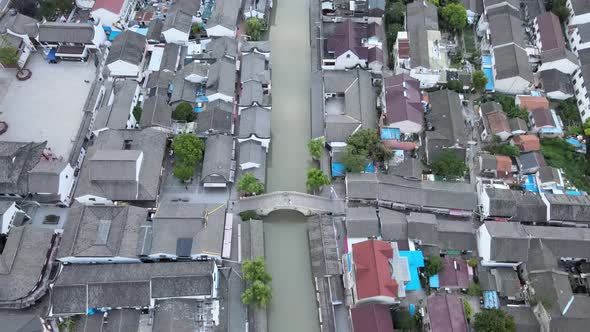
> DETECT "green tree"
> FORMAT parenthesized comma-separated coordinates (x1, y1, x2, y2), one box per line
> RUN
(308, 138, 325, 160)
(387, 23, 403, 46)
(394, 308, 416, 331)
(447, 80, 463, 93)
(428, 0, 440, 6)
(237, 173, 264, 196)
(341, 147, 366, 173)
(464, 300, 473, 321)
(133, 103, 142, 122)
(9, 0, 38, 17)
(347, 128, 391, 163)
(467, 257, 478, 268)
(430, 151, 468, 177)
(473, 309, 516, 332)
(551, 0, 570, 23)
(245, 18, 265, 41)
(485, 144, 520, 157)
(441, 3, 467, 31)
(239, 210, 258, 221)
(173, 162, 194, 182)
(191, 23, 202, 37)
(387, 1, 405, 24)
(307, 168, 330, 193)
(425, 255, 444, 276)
(243, 257, 272, 283)
(472, 70, 488, 92)
(557, 99, 581, 125)
(57, 317, 76, 332)
(467, 282, 483, 296)
(241, 280, 272, 308)
(0, 35, 18, 65)
(172, 102, 196, 122)
(172, 134, 205, 165)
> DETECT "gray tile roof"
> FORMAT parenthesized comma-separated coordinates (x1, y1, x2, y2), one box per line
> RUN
(379, 208, 407, 241)
(493, 44, 533, 82)
(160, 43, 181, 72)
(238, 105, 271, 138)
(541, 69, 575, 96)
(28, 159, 66, 195)
(198, 37, 238, 60)
(201, 134, 234, 184)
(570, 0, 590, 15)
(488, 9, 525, 48)
(51, 261, 215, 314)
(514, 191, 547, 222)
(240, 52, 271, 84)
(408, 213, 476, 250)
(544, 193, 590, 222)
(206, 0, 240, 31)
(196, 100, 233, 135)
(170, 73, 198, 105)
(57, 204, 147, 260)
(106, 30, 147, 66)
(578, 22, 590, 43)
(0, 141, 47, 196)
(149, 202, 226, 257)
(146, 18, 163, 42)
(323, 69, 377, 143)
(0, 225, 54, 301)
(98, 80, 138, 130)
(518, 151, 546, 173)
(74, 129, 167, 203)
(239, 80, 270, 106)
(406, 1, 439, 69)
(484, 221, 531, 262)
(238, 140, 266, 183)
(206, 56, 236, 98)
(37, 22, 94, 44)
(146, 70, 174, 90)
(425, 89, 466, 162)
(509, 118, 528, 132)
(241, 40, 271, 53)
(141, 88, 172, 129)
(485, 188, 517, 217)
(308, 215, 342, 277)
(162, 0, 199, 34)
(389, 157, 424, 180)
(345, 206, 379, 238)
(0, 12, 37, 36)
(503, 306, 540, 332)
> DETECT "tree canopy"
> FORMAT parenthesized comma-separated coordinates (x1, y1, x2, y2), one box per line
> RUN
(307, 168, 330, 193)
(386, 1, 405, 25)
(441, 3, 467, 31)
(172, 162, 194, 182)
(341, 147, 366, 173)
(246, 18, 265, 41)
(308, 138, 324, 161)
(237, 173, 264, 195)
(425, 255, 444, 276)
(133, 103, 142, 122)
(430, 151, 468, 177)
(472, 70, 488, 92)
(485, 144, 520, 157)
(172, 134, 205, 165)
(241, 280, 272, 308)
(243, 257, 272, 283)
(473, 309, 516, 332)
(347, 128, 392, 163)
(0, 35, 18, 66)
(551, 0, 570, 23)
(172, 102, 196, 122)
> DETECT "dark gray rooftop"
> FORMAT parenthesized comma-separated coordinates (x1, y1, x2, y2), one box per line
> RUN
(28, 160, 66, 195)
(205, 57, 236, 98)
(0, 141, 47, 196)
(38, 22, 94, 44)
(240, 52, 270, 84)
(238, 140, 267, 183)
(206, 0, 240, 31)
(201, 134, 234, 184)
(425, 90, 466, 163)
(160, 43, 181, 72)
(345, 206, 379, 238)
(106, 30, 146, 66)
(238, 105, 271, 139)
(379, 208, 408, 241)
(493, 44, 533, 82)
(541, 69, 575, 96)
(406, 1, 439, 69)
(196, 100, 233, 135)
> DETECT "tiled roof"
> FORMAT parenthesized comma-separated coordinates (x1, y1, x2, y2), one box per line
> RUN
(352, 240, 398, 300)
(512, 135, 540, 152)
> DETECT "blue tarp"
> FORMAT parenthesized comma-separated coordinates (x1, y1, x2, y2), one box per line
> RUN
(429, 275, 440, 288)
(399, 250, 425, 291)
(109, 31, 121, 41)
(566, 137, 583, 148)
(484, 291, 500, 309)
(365, 163, 375, 173)
(566, 190, 583, 196)
(133, 28, 148, 35)
(47, 48, 57, 61)
(522, 174, 539, 193)
(409, 304, 416, 315)
(332, 162, 346, 177)
(381, 128, 401, 140)
(194, 107, 203, 113)
(482, 55, 492, 66)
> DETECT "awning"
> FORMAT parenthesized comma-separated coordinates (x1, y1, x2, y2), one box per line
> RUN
(47, 48, 57, 61)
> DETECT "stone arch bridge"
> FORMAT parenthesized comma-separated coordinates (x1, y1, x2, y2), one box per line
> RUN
(238, 191, 345, 216)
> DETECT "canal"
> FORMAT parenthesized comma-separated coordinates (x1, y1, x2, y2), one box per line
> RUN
(264, 0, 320, 330)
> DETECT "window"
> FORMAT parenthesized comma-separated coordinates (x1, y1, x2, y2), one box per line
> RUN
(579, 99, 583, 105)
(576, 89, 580, 95)
(574, 79, 577, 85)
(89, 198, 96, 201)
(580, 72, 583, 78)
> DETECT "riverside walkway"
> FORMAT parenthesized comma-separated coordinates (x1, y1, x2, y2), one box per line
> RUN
(238, 191, 345, 216)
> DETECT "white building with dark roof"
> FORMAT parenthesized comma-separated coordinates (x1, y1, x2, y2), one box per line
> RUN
(205, 0, 241, 38)
(201, 134, 235, 188)
(106, 30, 148, 78)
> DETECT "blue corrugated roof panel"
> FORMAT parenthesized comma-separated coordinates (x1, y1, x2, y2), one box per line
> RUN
(399, 250, 425, 291)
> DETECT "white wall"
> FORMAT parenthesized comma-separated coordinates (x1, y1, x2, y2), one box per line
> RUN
(334, 50, 365, 70)
(162, 29, 189, 44)
(107, 60, 140, 77)
(58, 256, 141, 264)
(206, 25, 235, 38)
(1, 202, 18, 234)
(539, 58, 578, 75)
(207, 92, 234, 103)
(477, 223, 492, 262)
(75, 194, 114, 206)
(386, 120, 422, 134)
(567, 0, 590, 26)
(480, 189, 491, 218)
(494, 76, 530, 95)
(546, 90, 573, 100)
(568, 26, 590, 53)
(244, 9, 265, 19)
(91, 8, 119, 27)
(92, 23, 107, 47)
(573, 69, 590, 121)
(409, 68, 440, 89)
(58, 164, 76, 204)
(237, 136, 271, 150)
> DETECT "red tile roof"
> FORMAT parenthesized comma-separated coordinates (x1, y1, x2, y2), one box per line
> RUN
(438, 257, 470, 289)
(397, 38, 410, 59)
(512, 135, 540, 152)
(92, 0, 125, 14)
(351, 304, 395, 332)
(381, 140, 419, 151)
(352, 240, 399, 300)
(536, 12, 565, 51)
(495, 155, 513, 174)
(485, 111, 510, 135)
(517, 96, 549, 111)
(427, 295, 468, 332)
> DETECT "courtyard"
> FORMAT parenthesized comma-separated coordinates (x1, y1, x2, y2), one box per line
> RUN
(0, 54, 96, 159)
